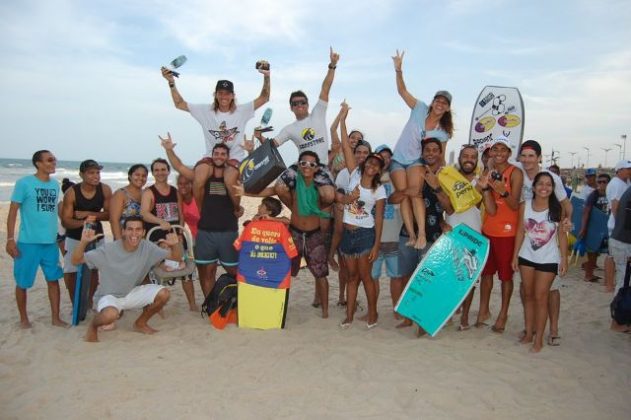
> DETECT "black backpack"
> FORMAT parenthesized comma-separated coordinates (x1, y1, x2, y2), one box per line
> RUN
(610, 258, 631, 325)
(201, 273, 238, 318)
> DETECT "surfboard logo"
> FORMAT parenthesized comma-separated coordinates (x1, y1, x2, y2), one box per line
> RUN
(240, 156, 270, 182)
(462, 248, 478, 278)
(475, 116, 496, 133)
(498, 114, 521, 128)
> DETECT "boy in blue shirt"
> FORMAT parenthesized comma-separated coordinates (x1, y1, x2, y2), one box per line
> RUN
(6, 150, 66, 328)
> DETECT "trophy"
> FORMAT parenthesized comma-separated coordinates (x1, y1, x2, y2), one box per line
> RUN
(254, 108, 274, 133)
(164, 55, 187, 78)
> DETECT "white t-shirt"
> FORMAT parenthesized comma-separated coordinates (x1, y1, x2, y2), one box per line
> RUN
(515, 163, 567, 203)
(392, 101, 449, 165)
(579, 184, 595, 200)
(606, 177, 631, 231)
(188, 101, 255, 161)
(518, 201, 560, 265)
(342, 169, 387, 228)
(275, 99, 329, 163)
(335, 168, 351, 190)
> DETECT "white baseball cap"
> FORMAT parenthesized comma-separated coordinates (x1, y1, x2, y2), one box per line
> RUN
(614, 160, 631, 172)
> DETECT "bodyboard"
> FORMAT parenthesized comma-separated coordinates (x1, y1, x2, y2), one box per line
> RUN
(570, 196, 608, 251)
(238, 282, 289, 330)
(395, 224, 489, 336)
(71, 262, 92, 326)
(469, 86, 524, 156)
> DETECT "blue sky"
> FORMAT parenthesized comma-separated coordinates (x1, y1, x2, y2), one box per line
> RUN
(1, 0, 630, 169)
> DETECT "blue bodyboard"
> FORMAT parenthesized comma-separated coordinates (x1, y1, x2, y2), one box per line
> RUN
(570, 196, 608, 252)
(395, 224, 490, 336)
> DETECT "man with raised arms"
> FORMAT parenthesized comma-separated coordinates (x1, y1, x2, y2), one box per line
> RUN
(160, 134, 241, 297)
(257, 48, 340, 220)
(6, 150, 67, 328)
(72, 216, 181, 342)
(161, 61, 270, 211)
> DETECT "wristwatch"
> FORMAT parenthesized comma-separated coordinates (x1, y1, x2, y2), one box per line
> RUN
(500, 191, 509, 198)
(432, 186, 443, 194)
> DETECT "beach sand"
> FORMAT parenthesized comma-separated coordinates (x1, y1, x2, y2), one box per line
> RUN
(0, 199, 629, 419)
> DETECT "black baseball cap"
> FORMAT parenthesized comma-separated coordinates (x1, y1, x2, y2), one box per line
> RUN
(215, 80, 234, 93)
(79, 159, 103, 172)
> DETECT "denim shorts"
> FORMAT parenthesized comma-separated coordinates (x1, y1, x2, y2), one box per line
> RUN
(371, 248, 401, 279)
(340, 227, 375, 258)
(398, 235, 433, 277)
(390, 158, 425, 173)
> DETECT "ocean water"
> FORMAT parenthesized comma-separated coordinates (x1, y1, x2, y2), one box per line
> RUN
(0, 157, 172, 202)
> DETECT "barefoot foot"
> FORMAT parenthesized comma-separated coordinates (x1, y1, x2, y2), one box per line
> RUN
(52, 318, 69, 328)
(133, 322, 158, 335)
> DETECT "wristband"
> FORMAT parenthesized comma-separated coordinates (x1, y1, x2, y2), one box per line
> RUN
(482, 186, 491, 191)
(395, 69, 402, 73)
(500, 191, 509, 198)
(169, 82, 175, 88)
(328, 64, 336, 70)
(432, 186, 443, 194)
(7, 237, 15, 242)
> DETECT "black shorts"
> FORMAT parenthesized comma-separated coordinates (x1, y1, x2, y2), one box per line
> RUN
(518, 257, 558, 274)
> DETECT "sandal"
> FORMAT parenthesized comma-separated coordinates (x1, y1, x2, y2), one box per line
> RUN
(547, 335, 561, 346)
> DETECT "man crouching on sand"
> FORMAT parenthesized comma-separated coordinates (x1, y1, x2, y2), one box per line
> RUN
(71, 215, 181, 342)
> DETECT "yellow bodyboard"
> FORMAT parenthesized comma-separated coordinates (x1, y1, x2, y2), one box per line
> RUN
(238, 282, 288, 329)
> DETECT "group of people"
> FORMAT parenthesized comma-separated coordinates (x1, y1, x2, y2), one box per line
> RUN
(7, 49, 631, 349)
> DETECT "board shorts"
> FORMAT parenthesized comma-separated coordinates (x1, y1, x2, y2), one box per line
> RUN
(194, 230, 239, 267)
(63, 237, 105, 274)
(195, 156, 240, 169)
(390, 158, 425, 173)
(96, 284, 166, 313)
(289, 225, 328, 279)
(482, 235, 515, 281)
(279, 164, 335, 190)
(13, 242, 63, 289)
(340, 226, 375, 258)
(371, 243, 401, 279)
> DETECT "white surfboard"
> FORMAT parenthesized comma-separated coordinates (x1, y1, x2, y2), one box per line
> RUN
(468, 86, 525, 156)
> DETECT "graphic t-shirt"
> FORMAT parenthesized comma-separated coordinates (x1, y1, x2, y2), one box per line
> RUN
(276, 99, 329, 163)
(234, 220, 298, 289)
(188, 101, 255, 162)
(86, 240, 168, 302)
(518, 201, 560, 265)
(11, 175, 59, 243)
(393, 101, 450, 165)
(342, 169, 387, 228)
(585, 190, 609, 213)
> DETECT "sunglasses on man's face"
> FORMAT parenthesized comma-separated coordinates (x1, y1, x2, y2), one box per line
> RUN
(291, 100, 308, 107)
(597, 180, 608, 184)
(298, 160, 318, 168)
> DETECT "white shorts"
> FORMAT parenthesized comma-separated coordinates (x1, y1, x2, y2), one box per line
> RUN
(64, 237, 104, 273)
(96, 284, 165, 313)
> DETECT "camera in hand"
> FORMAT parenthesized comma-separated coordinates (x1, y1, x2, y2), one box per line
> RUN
(85, 222, 96, 231)
(491, 171, 502, 182)
(255, 60, 270, 71)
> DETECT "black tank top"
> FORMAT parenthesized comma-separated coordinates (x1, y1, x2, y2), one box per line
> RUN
(66, 183, 105, 240)
(145, 184, 179, 241)
(198, 174, 237, 232)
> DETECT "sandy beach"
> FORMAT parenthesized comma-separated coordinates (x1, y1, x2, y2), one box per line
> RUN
(0, 199, 629, 419)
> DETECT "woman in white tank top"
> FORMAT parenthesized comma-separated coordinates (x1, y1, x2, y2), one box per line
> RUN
(511, 172, 568, 353)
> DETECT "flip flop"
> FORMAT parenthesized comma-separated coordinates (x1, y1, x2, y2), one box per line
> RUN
(548, 335, 561, 346)
(336, 300, 347, 307)
(311, 302, 321, 308)
(474, 321, 489, 328)
(339, 320, 352, 329)
(367, 322, 378, 330)
(458, 324, 471, 331)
